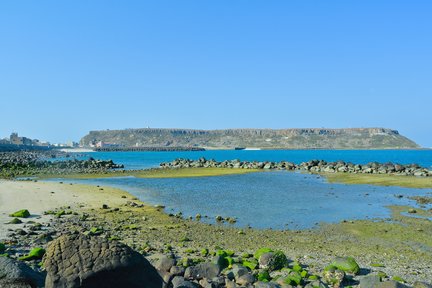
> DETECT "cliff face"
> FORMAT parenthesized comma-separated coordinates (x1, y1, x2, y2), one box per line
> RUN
(80, 128, 420, 149)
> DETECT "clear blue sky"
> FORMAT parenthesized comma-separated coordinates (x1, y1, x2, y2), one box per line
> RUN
(1, 1, 431, 147)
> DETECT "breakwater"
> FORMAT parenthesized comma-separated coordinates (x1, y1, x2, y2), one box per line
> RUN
(160, 158, 432, 177)
(0, 151, 123, 178)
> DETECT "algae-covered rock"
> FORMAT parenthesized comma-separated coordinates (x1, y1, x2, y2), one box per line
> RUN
(7, 218, 23, 224)
(259, 251, 287, 271)
(9, 209, 30, 218)
(243, 259, 258, 270)
(330, 256, 360, 274)
(19, 247, 46, 261)
(0, 243, 5, 254)
(254, 247, 274, 260)
(283, 271, 302, 286)
(257, 270, 271, 282)
(323, 267, 345, 287)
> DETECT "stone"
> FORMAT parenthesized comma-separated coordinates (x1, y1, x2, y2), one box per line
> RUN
(323, 268, 345, 287)
(254, 281, 281, 288)
(376, 281, 410, 288)
(43, 233, 162, 288)
(259, 251, 287, 271)
(9, 209, 31, 218)
(172, 276, 197, 288)
(236, 273, 255, 285)
(330, 256, 360, 274)
(155, 255, 176, 272)
(184, 262, 221, 280)
(304, 280, 328, 288)
(170, 265, 186, 276)
(0, 257, 45, 288)
(360, 274, 381, 288)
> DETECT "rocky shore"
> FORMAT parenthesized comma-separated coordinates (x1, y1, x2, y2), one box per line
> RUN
(0, 180, 431, 287)
(0, 151, 123, 178)
(160, 158, 432, 177)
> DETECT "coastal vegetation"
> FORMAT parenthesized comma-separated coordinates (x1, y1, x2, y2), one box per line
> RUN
(323, 173, 432, 188)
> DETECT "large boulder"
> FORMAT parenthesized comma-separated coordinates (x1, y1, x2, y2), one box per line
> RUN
(43, 233, 163, 288)
(0, 257, 45, 288)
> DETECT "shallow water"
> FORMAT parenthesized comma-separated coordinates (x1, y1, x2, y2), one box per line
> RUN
(72, 149, 432, 170)
(49, 171, 432, 230)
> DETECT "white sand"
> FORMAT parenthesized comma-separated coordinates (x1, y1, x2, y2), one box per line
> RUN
(0, 180, 132, 240)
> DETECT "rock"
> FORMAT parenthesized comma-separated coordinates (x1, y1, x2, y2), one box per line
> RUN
(155, 255, 176, 272)
(254, 281, 281, 288)
(170, 265, 186, 276)
(172, 276, 197, 288)
(184, 262, 221, 280)
(414, 282, 432, 288)
(376, 281, 410, 288)
(9, 209, 31, 218)
(304, 280, 328, 288)
(259, 251, 287, 271)
(231, 264, 249, 280)
(330, 256, 360, 274)
(323, 268, 345, 287)
(0, 257, 45, 288)
(360, 274, 381, 288)
(43, 233, 162, 288)
(236, 273, 255, 285)
(254, 247, 274, 259)
(7, 218, 23, 224)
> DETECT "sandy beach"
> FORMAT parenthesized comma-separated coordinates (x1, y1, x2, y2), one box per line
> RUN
(0, 179, 131, 240)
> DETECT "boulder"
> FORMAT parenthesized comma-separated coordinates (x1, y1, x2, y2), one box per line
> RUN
(172, 276, 197, 288)
(184, 262, 221, 280)
(360, 274, 381, 288)
(330, 256, 360, 274)
(259, 251, 287, 271)
(376, 281, 410, 288)
(155, 255, 176, 272)
(43, 233, 163, 288)
(0, 257, 45, 288)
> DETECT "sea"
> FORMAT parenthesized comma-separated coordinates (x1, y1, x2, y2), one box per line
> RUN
(53, 149, 432, 230)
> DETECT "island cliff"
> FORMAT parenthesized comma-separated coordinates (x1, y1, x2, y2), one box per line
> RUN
(80, 128, 419, 149)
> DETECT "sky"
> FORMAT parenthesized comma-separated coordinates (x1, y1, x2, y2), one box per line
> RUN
(0, 1, 431, 147)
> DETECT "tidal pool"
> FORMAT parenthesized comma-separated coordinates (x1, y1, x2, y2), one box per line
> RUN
(49, 171, 432, 229)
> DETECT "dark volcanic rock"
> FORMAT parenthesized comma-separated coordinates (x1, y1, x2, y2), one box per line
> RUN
(0, 257, 45, 288)
(43, 233, 163, 288)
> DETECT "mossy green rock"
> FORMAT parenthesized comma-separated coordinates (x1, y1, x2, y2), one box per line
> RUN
(7, 217, 23, 224)
(9, 209, 30, 218)
(257, 270, 271, 282)
(331, 256, 360, 274)
(0, 243, 5, 253)
(254, 247, 273, 260)
(243, 259, 258, 270)
(284, 271, 302, 286)
(19, 247, 46, 261)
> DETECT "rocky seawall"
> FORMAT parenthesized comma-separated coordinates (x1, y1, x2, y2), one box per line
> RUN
(0, 151, 123, 178)
(80, 127, 420, 149)
(160, 158, 432, 177)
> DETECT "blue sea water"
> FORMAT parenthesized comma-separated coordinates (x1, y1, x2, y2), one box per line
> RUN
(50, 150, 432, 230)
(83, 149, 432, 170)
